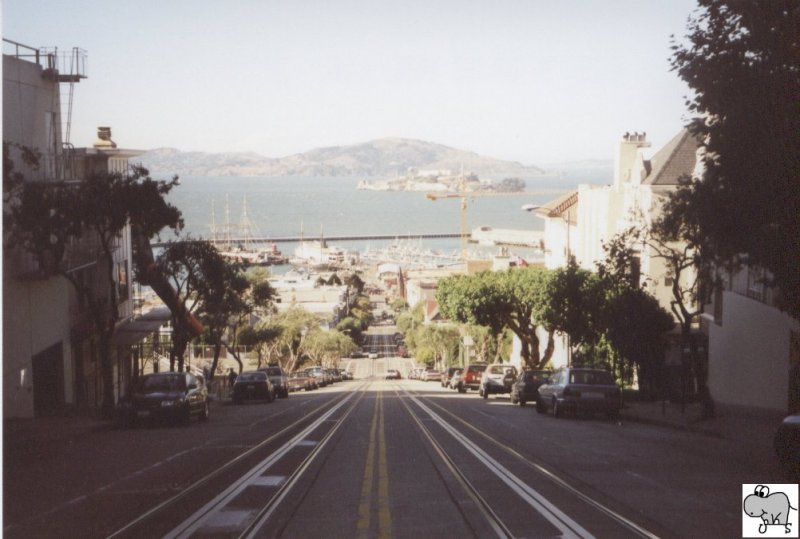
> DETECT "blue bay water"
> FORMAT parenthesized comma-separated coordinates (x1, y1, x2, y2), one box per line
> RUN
(163, 171, 609, 263)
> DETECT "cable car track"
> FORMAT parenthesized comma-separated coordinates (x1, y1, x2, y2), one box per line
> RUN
(107, 381, 371, 539)
(395, 382, 659, 539)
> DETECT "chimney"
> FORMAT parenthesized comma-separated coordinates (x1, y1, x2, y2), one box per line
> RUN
(614, 130, 650, 187)
(94, 126, 117, 149)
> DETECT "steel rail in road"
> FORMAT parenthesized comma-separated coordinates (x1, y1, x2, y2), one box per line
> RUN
(405, 386, 660, 539)
(106, 382, 370, 539)
(392, 385, 515, 538)
(162, 383, 369, 539)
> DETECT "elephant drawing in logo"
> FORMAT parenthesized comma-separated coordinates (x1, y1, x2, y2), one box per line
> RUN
(743, 485, 796, 534)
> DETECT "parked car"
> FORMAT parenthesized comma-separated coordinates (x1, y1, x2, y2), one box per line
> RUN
(442, 367, 461, 388)
(536, 368, 622, 419)
(288, 371, 314, 392)
(305, 366, 328, 387)
(385, 369, 401, 380)
(480, 363, 518, 398)
(261, 364, 289, 398)
(421, 368, 442, 382)
(510, 369, 553, 406)
(118, 372, 209, 426)
(233, 371, 275, 404)
(450, 369, 463, 390)
(774, 414, 800, 479)
(456, 362, 488, 393)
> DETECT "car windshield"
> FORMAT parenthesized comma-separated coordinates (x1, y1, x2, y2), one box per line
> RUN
(141, 375, 185, 391)
(238, 372, 267, 383)
(468, 365, 487, 373)
(289, 373, 305, 379)
(266, 367, 282, 376)
(569, 370, 615, 385)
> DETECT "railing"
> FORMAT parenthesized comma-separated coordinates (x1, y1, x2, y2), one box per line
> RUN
(39, 46, 87, 80)
(3, 39, 87, 79)
(3, 38, 40, 64)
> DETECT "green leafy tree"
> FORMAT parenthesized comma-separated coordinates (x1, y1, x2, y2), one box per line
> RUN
(272, 307, 321, 372)
(670, 0, 800, 319)
(438, 268, 556, 368)
(303, 329, 356, 367)
(335, 316, 364, 345)
(413, 324, 460, 369)
(240, 323, 283, 369)
(4, 156, 183, 416)
(545, 260, 607, 359)
(389, 298, 409, 314)
(156, 240, 229, 373)
(199, 261, 276, 376)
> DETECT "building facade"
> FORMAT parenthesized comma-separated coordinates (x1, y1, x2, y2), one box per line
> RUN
(3, 40, 148, 417)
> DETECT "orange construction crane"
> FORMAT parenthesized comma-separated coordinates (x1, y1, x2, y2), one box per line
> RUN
(426, 190, 560, 261)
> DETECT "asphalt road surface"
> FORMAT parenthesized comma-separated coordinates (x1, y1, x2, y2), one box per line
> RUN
(4, 378, 784, 538)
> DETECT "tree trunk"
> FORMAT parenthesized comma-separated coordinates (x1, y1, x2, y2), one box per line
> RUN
(99, 330, 116, 419)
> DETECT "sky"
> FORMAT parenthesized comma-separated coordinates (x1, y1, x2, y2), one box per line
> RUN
(4, 0, 699, 165)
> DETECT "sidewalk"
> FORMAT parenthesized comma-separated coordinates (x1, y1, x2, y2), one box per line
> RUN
(620, 399, 786, 451)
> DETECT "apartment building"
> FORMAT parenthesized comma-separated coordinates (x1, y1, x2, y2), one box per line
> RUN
(3, 39, 152, 417)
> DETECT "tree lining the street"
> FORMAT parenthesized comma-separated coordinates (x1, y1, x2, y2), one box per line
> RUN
(437, 268, 558, 369)
(4, 152, 184, 416)
(669, 0, 800, 320)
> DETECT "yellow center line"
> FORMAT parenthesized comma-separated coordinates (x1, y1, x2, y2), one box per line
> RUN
(357, 388, 393, 538)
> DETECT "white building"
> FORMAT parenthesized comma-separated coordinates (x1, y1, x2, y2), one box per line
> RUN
(3, 40, 154, 417)
(528, 130, 702, 372)
(704, 263, 800, 412)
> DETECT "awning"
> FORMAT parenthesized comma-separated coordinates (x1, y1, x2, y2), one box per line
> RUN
(112, 306, 172, 346)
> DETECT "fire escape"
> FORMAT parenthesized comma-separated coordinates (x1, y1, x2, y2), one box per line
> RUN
(40, 45, 88, 180)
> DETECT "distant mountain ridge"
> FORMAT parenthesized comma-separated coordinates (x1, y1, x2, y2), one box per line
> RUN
(138, 138, 546, 178)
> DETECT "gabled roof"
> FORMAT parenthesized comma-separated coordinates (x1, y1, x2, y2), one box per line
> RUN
(643, 129, 701, 186)
(532, 190, 579, 224)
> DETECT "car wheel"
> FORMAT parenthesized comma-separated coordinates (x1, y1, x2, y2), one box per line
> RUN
(536, 399, 546, 414)
(457, 383, 466, 394)
(552, 398, 562, 418)
(281, 387, 289, 399)
(482, 387, 488, 399)
(607, 409, 620, 421)
(510, 395, 519, 404)
(200, 400, 210, 421)
(519, 398, 526, 407)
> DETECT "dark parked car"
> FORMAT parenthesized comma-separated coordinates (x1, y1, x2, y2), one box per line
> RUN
(233, 371, 275, 404)
(261, 365, 289, 398)
(774, 414, 800, 479)
(479, 363, 518, 398)
(510, 369, 552, 406)
(536, 368, 622, 419)
(456, 362, 488, 393)
(118, 372, 209, 426)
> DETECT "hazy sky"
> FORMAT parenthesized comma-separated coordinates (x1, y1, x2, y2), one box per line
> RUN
(4, 0, 699, 165)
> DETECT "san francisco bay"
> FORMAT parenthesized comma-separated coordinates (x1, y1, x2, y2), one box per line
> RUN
(164, 171, 608, 264)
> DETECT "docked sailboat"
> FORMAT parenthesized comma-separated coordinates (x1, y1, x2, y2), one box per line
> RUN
(210, 196, 288, 266)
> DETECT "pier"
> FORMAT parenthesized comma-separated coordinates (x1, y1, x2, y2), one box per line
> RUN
(151, 232, 462, 248)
